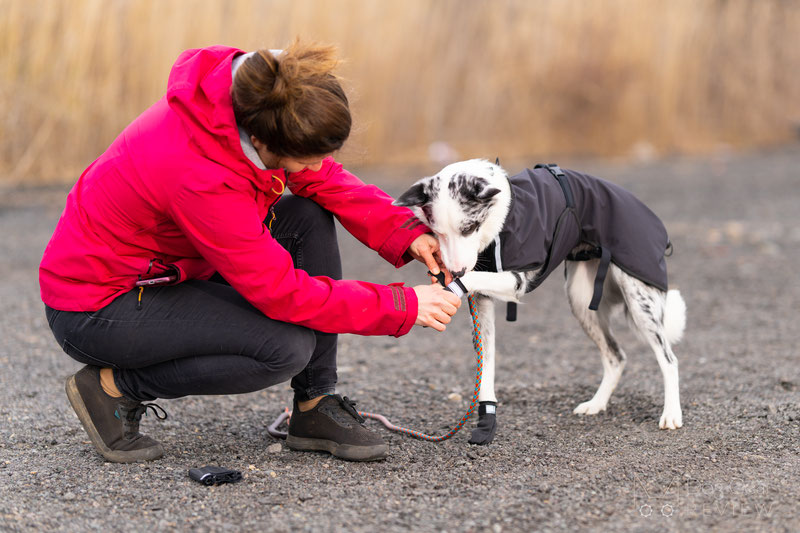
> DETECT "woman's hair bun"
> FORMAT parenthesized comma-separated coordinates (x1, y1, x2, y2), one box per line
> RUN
(234, 40, 341, 110)
(232, 39, 351, 158)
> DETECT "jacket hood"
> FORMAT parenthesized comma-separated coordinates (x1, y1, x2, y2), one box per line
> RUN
(166, 45, 274, 184)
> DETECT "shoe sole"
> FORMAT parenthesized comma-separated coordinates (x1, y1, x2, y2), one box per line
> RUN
(286, 435, 388, 462)
(65, 374, 164, 463)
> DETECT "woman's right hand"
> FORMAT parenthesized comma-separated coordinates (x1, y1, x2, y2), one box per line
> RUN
(413, 284, 462, 331)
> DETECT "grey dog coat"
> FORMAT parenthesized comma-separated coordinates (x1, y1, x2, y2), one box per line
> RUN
(476, 164, 670, 309)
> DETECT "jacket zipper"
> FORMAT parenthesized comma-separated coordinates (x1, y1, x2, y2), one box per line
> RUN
(266, 174, 285, 233)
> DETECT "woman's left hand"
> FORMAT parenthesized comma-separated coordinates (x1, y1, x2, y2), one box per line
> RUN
(408, 234, 452, 285)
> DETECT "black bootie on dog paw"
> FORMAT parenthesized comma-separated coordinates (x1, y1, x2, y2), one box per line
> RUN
(469, 402, 497, 445)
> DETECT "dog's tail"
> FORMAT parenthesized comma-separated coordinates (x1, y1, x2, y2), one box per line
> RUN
(664, 289, 686, 345)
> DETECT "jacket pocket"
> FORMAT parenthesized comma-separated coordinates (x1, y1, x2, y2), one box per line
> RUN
(62, 339, 119, 369)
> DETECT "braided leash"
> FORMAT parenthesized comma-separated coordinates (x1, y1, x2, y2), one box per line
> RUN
(357, 293, 483, 441)
(267, 294, 484, 442)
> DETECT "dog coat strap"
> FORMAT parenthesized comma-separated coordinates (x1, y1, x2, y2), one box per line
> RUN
(566, 246, 602, 261)
(535, 163, 575, 208)
(506, 302, 517, 322)
(535, 163, 611, 309)
(589, 246, 612, 310)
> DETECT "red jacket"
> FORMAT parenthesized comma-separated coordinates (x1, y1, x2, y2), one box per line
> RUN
(39, 46, 428, 337)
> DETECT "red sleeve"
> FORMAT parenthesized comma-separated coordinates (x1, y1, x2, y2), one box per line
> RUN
(287, 158, 429, 267)
(168, 179, 417, 337)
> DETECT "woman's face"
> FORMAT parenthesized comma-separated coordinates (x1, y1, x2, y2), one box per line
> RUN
(278, 155, 328, 174)
(250, 136, 329, 173)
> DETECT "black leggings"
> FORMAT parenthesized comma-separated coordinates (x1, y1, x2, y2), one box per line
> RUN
(45, 195, 341, 403)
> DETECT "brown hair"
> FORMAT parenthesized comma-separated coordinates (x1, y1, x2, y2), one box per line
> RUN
(231, 40, 351, 158)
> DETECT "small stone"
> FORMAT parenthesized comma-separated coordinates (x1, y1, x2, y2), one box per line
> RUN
(63, 492, 76, 501)
(724, 220, 745, 244)
(447, 392, 462, 402)
(267, 443, 282, 454)
(706, 228, 722, 245)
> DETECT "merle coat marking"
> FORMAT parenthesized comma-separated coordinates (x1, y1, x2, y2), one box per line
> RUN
(395, 159, 687, 444)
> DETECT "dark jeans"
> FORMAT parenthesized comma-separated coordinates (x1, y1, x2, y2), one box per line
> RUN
(45, 195, 341, 403)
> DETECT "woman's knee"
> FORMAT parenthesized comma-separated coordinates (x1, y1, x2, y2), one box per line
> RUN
(257, 325, 316, 382)
(271, 196, 341, 278)
(274, 196, 336, 236)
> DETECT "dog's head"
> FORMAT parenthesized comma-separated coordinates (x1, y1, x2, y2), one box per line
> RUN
(394, 159, 511, 277)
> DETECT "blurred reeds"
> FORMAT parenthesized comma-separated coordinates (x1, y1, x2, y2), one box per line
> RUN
(1, 0, 798, 184)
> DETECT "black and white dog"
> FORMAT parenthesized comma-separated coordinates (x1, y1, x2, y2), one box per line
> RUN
(395, 159, 686, 444)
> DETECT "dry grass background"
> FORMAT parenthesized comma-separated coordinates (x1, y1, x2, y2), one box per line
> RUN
(1, 0, 799, 184)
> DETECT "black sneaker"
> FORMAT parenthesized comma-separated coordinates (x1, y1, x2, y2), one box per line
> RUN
(65, 365, 167, 463)
(286, 394, 388, 462)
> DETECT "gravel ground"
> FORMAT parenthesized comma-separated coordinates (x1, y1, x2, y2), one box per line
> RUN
(1, 148, 798, 532)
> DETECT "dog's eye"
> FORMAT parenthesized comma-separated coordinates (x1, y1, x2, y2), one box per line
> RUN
(461, 221, 480, 236)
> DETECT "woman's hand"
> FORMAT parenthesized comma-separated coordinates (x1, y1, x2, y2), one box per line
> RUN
(408, 233, 453, 285)
(413, 283, 461, 331)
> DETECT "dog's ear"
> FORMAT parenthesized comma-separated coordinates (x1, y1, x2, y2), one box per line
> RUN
(393, 181, 429, 207)
(465, 177, 501, 203)
(477, 186, 501, 202)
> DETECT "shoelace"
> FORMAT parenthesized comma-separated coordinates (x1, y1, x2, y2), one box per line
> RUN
(337, 395, 365, 424)
(117, 402, 168, 440)
(135, 403, 169, 420)
(129, 402, 169, 421)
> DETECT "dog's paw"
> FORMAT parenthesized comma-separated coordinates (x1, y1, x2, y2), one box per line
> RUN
(659, 408, 683, 430)
(573, 400, 607, 415)
(468, 422, 497, 445)
(468, 408, 497, 445)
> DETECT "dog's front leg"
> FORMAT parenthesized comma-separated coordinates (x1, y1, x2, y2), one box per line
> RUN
(468, 293, 498, 445)
(458, 271, 522, 302)
(454, 272, 521, 444)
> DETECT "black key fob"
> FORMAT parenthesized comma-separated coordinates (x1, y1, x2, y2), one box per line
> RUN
(188, 465, 242, 485)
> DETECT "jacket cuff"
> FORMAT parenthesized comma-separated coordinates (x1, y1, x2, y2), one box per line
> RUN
(390, 283, 418, 337)
(378, 220, 430, 268)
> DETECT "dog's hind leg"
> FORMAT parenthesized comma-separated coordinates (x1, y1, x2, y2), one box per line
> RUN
(566, 260, 627, 416)
(614, 268, 683, 429)
(469, 294, 498, 445)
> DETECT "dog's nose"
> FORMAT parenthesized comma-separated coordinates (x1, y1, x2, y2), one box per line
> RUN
(452, 268, 466, 278)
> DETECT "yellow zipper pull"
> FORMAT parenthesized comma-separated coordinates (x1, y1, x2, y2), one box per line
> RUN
(271, 175, 285, 195)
